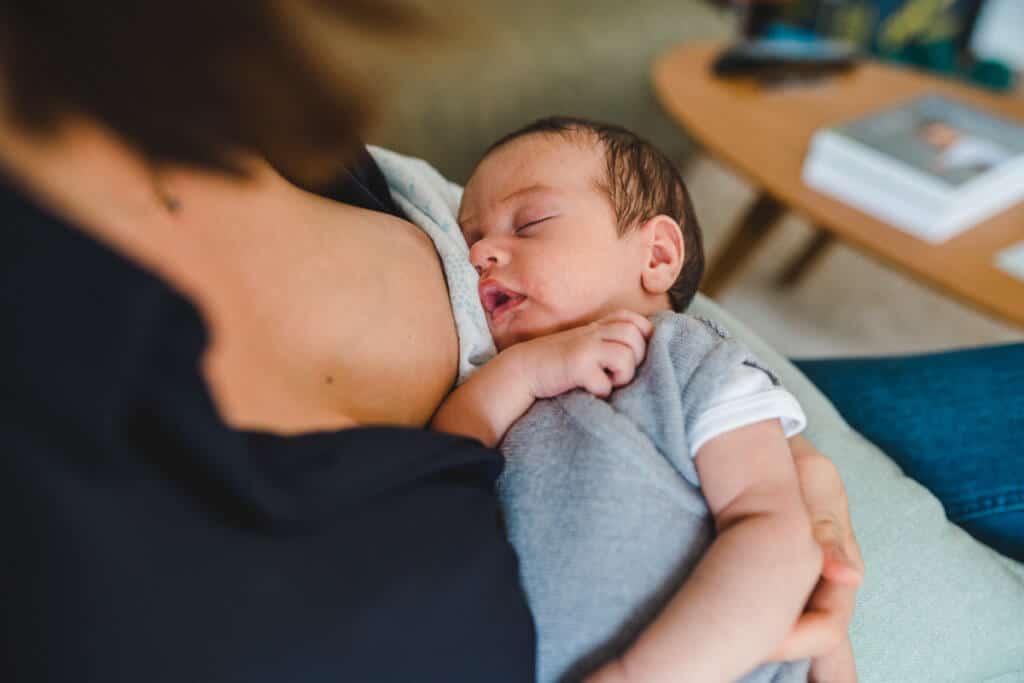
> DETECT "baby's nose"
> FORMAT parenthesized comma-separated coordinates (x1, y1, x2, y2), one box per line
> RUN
(473, 255, 497, 276)
(469, 240, 504, 274)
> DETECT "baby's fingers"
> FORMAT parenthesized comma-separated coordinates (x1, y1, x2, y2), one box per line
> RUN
(599, 325, 647, 368)
(600, 309, 654, 338)
(599, 342, 639, 388)
(598, 318, 652, 368)
(580, 366, 614, 399)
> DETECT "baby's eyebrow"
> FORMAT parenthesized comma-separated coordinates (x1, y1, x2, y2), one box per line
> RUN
(500, 183, 555, 204)
(458, 183, 555, 238)
(460, 184, 554, 223)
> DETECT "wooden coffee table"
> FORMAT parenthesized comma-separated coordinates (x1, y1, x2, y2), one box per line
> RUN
(653, 42, 1024, 328)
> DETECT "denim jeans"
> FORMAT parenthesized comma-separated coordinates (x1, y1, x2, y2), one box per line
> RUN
(794, 343, 1024, 562)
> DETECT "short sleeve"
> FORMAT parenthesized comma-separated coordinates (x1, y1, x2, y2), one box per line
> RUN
(689, 363, 807, 457)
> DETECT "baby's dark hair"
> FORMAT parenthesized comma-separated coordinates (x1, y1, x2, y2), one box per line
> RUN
(485, 116, 705, 312)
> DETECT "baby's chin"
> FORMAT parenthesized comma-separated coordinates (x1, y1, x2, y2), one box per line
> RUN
(490, 320, 533, 352)
(490, 319, 561, 352)
(491, 328, 519, 352)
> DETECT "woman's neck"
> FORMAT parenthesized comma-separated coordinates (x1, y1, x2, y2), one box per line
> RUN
(0, 109, 185, 254)
(0, 107, 269, 304)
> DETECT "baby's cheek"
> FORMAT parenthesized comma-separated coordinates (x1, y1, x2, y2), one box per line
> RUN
(524, 277, 565, 323)
(530, 253, 574, 300)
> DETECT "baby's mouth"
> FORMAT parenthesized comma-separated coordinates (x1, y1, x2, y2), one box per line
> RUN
(479, 280, 527, 323)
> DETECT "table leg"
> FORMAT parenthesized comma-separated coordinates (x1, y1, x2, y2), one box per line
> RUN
(700, 192, 785, 298)
(778, 229, 835, 287)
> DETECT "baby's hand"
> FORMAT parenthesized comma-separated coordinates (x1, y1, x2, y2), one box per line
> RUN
(513, 310, 654, 400)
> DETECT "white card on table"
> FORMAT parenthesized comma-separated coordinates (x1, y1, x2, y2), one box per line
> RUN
(995, 241, 1024, 281)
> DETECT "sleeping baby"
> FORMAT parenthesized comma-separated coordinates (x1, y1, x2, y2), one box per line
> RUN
(431, 117, 853, 683)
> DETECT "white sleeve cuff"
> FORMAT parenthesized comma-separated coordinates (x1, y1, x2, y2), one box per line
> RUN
(689, 366, 807, 458)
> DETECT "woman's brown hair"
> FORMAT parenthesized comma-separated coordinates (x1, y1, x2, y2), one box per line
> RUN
(0, 0, 426, 185)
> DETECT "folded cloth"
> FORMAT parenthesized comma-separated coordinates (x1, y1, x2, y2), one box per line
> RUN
(368, 146, 496, 384)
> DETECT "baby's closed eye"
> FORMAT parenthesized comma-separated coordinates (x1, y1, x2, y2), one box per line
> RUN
(514, 215, 557, 234)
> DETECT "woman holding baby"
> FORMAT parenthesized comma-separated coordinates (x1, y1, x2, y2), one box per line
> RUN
(7, 1, 999, 681)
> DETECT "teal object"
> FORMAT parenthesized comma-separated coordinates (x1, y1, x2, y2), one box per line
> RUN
(970, 58, 1016, 92)
(886, 38, 961, 74)
(774, 2, 1016, 92)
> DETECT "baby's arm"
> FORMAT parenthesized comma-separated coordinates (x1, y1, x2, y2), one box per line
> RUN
(592, 418, 821, 683)
(431, 310, 653, 447)
(429, 345, 539, 448)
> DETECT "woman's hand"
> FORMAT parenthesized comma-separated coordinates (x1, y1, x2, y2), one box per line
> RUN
(514, 310, 654, 400)
(773, 435, 864, 683)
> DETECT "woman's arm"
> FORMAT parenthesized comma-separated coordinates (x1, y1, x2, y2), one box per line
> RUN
(773, 435, 864, 683)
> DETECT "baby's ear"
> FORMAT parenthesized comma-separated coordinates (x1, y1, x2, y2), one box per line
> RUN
(640, 215, 684, 295)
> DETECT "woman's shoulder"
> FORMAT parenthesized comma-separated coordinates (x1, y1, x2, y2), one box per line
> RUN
(302, 146, 407, 219)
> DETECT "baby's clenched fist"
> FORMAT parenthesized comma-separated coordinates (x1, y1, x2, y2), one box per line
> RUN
(510, 310, 654, 400)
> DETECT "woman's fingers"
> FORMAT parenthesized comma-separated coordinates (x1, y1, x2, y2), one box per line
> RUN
(813, 517, 863, 585)
(808, 637, 858, 683)
(781, 437, 865, 665)
(771, 610, 844, 661)
(821, 539, 864, 586)
(773, 547, 859, 661)
(793, 437, 865, 578)
(770, 598, 847, 663)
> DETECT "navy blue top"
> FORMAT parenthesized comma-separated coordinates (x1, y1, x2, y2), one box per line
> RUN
(0, 152, 536, 682)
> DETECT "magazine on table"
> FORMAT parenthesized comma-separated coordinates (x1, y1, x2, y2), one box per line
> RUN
(802, 94, 1024, 243)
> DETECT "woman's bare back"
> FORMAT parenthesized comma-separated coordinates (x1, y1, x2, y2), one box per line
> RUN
(178, 169, 460, 432)
(0, 121, 459, 433)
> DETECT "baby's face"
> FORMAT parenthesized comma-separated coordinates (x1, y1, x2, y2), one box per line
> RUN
(459, 135, 647, 350)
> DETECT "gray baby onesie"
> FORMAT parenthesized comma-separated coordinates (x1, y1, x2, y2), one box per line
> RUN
(498, 311, 809, 683)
